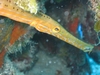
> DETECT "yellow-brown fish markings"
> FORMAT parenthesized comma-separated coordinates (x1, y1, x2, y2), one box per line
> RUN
(0, 0, 94, 52)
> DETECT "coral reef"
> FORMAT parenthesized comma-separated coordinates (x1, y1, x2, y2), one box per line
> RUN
(1, 0, 100, 75)
(7, 26, 36, 54)
(8, 41, 39, 72)
(89, 0, 100, 46)
(0, 55, 24, 75)
(0, 18, 14, 67)
(88, 0, 100, 20)
(0, 23, 37, 74)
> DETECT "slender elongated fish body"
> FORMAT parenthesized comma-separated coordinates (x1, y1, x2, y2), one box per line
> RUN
(0, 0, 94, 52)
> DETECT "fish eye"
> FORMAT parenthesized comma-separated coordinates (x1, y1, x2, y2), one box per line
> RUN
(52, 27, 60, 33)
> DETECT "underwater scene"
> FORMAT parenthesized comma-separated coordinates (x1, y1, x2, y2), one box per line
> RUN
(0, 0, 100, 75)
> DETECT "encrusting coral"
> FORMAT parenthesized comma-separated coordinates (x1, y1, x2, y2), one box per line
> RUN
(14, 0, 39, 14)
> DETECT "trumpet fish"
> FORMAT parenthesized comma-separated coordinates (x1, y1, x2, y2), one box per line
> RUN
(0, 0, 94, 52)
